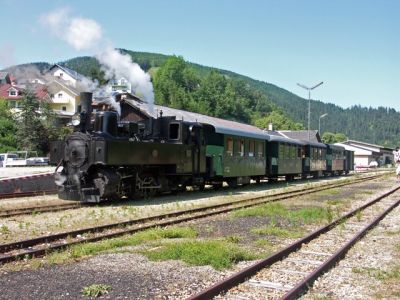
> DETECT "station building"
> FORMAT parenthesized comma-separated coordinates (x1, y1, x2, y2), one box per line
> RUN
(335, 140, 394, 167)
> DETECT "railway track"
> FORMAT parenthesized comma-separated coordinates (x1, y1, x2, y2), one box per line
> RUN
(188, 185, 400, 300)
(0, 172, 387, 218)
(0, 202, 82, 218)
(0, 189, 58, 200)
(0, 173, 386, 264)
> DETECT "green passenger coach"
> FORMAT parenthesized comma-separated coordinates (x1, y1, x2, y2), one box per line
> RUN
(265, 136, 305, 181)
(222, 135, 266, 186)
(303, 141, 327, 177)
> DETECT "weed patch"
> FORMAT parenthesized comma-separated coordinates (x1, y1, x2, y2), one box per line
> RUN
(142, 240, 256, 270)
(313, 188, 341, 197)
(232, 202, 330, 225)
(47, 226, 197, 264)
(326, 199, 344, 206)
(352, 266, 400, 281)
(82, 284, 111, 298)
(254, 239, 274, 248)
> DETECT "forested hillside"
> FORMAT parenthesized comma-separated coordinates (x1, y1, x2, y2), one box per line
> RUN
(7, 50, 400, 147)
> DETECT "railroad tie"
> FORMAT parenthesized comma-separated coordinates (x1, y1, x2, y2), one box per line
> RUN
(247, 279, 293, 291)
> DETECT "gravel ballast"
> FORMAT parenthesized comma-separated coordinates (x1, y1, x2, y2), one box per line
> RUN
(0, 173, 398, 299)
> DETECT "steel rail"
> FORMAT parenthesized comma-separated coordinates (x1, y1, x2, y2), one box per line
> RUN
(187, 184, 400, 300)
(280, 195, 400, 300)
(0, 189, 58, 200)
(0, 174, 385, 264)
(0, 173, 383, 219)
(0, 174, 378, 249)
(0, 203, 83, 218)
(0, 170, 387, 201)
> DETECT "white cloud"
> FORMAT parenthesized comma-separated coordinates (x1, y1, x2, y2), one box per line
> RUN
(65, 18, 102, 51)
(40, 8, 102, 51)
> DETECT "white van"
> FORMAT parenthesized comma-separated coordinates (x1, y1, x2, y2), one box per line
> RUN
(0, 153, 20, 167)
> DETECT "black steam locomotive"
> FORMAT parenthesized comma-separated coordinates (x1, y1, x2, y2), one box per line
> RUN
(49, 92, 353, 203)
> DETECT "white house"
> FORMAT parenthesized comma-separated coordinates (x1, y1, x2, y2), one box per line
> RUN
(47, 79, 80, 117)
(107, 77, 132, 94)
(47, 64, 83, 88)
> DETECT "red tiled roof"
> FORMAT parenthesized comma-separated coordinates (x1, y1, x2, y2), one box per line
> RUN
(0, 84, 49, 101)
(34, 84, 49, 100)
(0, 84, 23, 99)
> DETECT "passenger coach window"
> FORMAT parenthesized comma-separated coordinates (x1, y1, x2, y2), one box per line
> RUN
(248, 140, 255, 157)
(257, 142, 264, 158)
(279, 144, 284, 158)
(291, 145, 296, 159)
(226, 138, 233, 156)
(240, 140, 245, 157)
(169, 123, 180, 140)
(234, 139, 241, 156)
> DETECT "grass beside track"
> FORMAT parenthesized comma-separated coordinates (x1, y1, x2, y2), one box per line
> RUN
(3, 173, 392, 274)
(141, 240, 257, 270)
(41, 226, 256, 270)
(46, 226, 197, 265)
(232, 202, 332, 225)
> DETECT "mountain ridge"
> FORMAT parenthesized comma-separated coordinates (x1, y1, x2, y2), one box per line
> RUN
(3, 50, 400, 147)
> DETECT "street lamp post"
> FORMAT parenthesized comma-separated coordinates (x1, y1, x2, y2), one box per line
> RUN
(319, 113, 328, 134)
(297, 81, 324, 140)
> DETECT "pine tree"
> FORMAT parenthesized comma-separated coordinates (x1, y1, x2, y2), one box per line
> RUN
(0, 99, 18, 152)
(16, 89, 46, 153)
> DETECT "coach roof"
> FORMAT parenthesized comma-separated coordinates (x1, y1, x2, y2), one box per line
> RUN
(123, 99, 272, 140)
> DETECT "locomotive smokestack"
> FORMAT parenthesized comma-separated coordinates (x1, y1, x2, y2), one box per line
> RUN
(80, 92, 93, 132)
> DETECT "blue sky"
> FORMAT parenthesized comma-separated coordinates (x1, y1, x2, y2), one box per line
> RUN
(0, 0, 399, 110)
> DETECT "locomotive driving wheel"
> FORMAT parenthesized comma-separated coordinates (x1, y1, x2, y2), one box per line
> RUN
(135, 174, 160, 198)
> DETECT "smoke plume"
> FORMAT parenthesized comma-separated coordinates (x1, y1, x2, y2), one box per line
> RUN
(96, 48, 154, 105)
(40, 8, 154, 110)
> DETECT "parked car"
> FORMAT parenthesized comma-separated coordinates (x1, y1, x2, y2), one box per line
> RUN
(0, 151, 49, 167)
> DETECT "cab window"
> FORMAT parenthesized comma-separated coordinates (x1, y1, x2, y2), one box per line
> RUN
(169, 123, 180, 140)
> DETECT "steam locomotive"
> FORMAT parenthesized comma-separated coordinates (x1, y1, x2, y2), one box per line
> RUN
(49, 92, 354, 202)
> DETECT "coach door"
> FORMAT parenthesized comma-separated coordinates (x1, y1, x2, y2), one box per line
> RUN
(189, 125, 202, 175)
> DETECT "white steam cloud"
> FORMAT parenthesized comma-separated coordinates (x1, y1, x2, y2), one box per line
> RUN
(96, 48, 154, 105)
(39, 8, 102, 51)
(40, 8, 154, 110)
